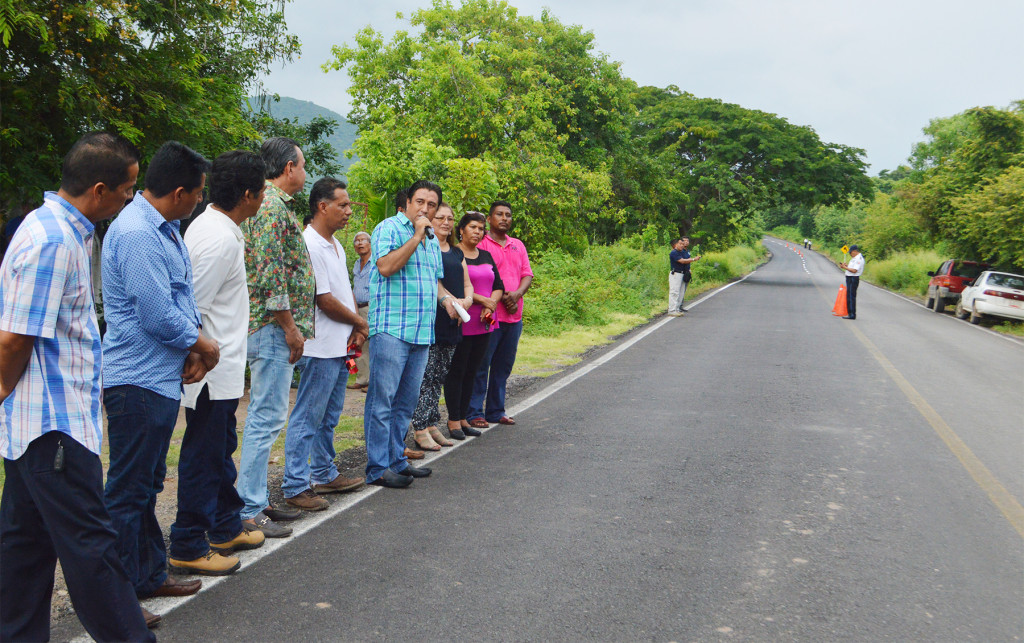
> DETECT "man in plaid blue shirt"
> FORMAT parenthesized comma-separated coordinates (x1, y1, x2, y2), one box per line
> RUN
(365, 180, 459, 488)
(0, 132, 155, 640)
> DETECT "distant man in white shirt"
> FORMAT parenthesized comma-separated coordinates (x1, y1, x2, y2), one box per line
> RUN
(839, 245, 865, 320)
(169, 151, 268, 575)
(281, 178, 369, 511)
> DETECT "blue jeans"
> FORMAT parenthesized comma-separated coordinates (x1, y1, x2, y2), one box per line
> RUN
(468, 320, 523, 422)
(102, 384, 179, 597)
(363, 332, 429, 482)
(237, 323, 296, 520)
(282, 356, 346, 498)
(169, 385, 244, 561)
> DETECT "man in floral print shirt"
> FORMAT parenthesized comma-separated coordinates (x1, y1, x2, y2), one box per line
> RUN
(236, 137, 315, 538)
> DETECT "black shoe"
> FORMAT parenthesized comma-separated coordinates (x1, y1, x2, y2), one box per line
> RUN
(395, 465, 432, 478)
(842, 315, 856, 320)
(462, 426, 482, 437)
(448, 428, 466, 440)
(368, 470, 413, 488)
(263, 503, 301, 522)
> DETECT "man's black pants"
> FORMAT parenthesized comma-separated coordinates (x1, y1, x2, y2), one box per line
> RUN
(846, 275, 860, 318)
(0, 431, 153, 642)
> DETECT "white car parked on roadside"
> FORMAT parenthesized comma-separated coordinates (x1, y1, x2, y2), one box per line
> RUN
(955, 270, 1024, 324)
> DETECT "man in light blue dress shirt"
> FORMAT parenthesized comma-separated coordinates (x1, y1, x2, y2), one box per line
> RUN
(102, 141, 219, 600)
(0, 132, 155, 640)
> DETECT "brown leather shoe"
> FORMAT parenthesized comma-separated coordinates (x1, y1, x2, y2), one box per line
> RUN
(149, 575, 202, 597)
(285, 489, 329, 511)
(404, 447, 424, 460)
(142, 606, 161, 629)
(313, 474, 365, 494)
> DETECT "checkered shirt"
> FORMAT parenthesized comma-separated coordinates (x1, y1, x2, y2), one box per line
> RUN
(368, 213, 443, 345)
(0, 193, 104, 459)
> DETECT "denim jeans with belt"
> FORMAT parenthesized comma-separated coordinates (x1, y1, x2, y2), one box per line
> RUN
(237, 323, 296, 520)
(282, 356, 346, 498)
(468, 320, 523, 422)
(363, 332, 429, 482)
(102, 384, 179, 597)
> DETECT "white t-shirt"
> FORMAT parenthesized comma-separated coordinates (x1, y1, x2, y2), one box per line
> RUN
(845, 253, 865, 277)
(181, 206, 249, 407)
(303, 225, 356, 359)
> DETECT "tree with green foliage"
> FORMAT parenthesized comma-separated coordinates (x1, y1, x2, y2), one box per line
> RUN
(633, 86, 873, 248)
(0, 0, 300, 213)
(325, 0, 634, 253)
(902, 103, 1023, 264)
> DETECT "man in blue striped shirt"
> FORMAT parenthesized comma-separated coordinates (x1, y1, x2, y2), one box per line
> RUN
(101, 141, 219, 601)
(0, 132, 155, 641)
(364, 180, 458, 487)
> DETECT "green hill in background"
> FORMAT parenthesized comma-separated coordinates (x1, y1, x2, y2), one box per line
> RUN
(249, 95, 358, 177)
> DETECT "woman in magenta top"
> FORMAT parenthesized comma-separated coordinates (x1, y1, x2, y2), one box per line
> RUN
(444, 211, 504, 440)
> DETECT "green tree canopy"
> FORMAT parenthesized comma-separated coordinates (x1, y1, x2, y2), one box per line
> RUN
(325, 0, 636, 252)
(632, 86, 873, 246)
(0, 0, 300, 211)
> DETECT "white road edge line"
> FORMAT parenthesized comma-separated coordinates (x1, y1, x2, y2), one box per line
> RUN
(71, 268, 760, 640)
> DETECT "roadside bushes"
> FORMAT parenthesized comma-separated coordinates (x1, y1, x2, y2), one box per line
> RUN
(867, 249, 943, 296)
(523, 240, 766, 336)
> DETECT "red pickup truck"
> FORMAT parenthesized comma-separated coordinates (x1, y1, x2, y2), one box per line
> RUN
(926, 260, 992, 313)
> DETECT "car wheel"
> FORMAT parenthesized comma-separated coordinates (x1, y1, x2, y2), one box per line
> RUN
(970, 303, 983, 325)
(955, 301, 969, 320)
(933, 295, 945, 313)
(925, 291, 935, 309)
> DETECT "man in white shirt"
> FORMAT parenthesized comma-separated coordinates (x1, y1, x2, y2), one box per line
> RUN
(282, 177, 369, 510)
(839, 245, 865, 320)
(168, 151, 269, 575)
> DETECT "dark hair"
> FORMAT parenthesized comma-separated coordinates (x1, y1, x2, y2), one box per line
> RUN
(457, 211, 487, 240)
(395, 188, 407, 211)
(60, 131, 140, 197)
(144, 141, 211, 198)
(309, 177, 348, 218)
(407, 179, 442, 205)
(209, 151, 266, 211)
(671, 238, 683, 246)
(489, 200, 512, 216)
(260, 136, 301, 180)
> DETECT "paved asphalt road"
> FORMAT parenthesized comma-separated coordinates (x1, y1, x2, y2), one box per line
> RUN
(56, 238, 1023, 641)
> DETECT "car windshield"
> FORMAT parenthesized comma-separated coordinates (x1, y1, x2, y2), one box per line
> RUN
(986, 273, 1024, 290)
(952, 263, 988, 278)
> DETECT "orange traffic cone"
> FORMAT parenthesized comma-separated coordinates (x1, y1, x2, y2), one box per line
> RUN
(832, 285, 848, 317)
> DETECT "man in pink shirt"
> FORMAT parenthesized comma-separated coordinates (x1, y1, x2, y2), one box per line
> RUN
(467, 201, 534, 427)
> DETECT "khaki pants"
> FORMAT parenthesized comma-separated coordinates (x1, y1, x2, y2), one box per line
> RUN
(668, 272, 687, 313)
(355, 305, 369, 385)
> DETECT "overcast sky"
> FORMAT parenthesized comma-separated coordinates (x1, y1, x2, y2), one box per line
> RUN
(260, 0, 1023, 174)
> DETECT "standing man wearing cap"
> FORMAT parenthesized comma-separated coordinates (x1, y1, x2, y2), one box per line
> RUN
(839, 245, 864, 320)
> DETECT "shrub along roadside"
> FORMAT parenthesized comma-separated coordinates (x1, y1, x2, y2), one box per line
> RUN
(522, 241, 766, 337)
(514, 240, 767, 375)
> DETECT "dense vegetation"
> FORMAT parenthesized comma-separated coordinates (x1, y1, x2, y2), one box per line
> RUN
(325, 0, 871, 254)
(767, 103, 1024, 272)
(3, 0, 871, 256)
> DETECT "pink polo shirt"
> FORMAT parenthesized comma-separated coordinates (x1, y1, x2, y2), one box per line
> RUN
(478, 232, 533, 323)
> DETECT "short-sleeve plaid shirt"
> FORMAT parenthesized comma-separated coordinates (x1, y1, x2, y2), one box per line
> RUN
(0, 193, 103, 460)
(368, 213, 443, 345)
